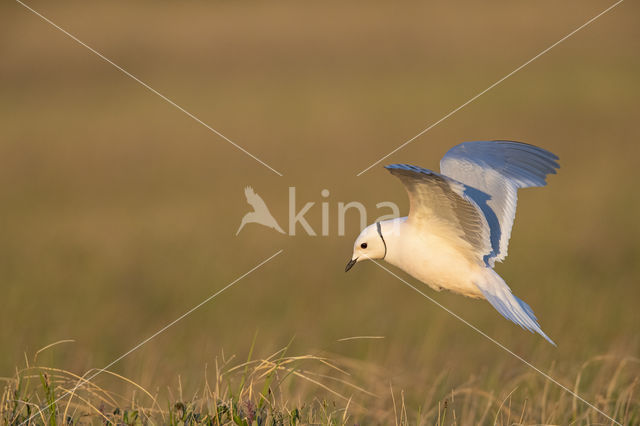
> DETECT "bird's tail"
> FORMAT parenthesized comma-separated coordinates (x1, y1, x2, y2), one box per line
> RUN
(474, 269, 556, 346)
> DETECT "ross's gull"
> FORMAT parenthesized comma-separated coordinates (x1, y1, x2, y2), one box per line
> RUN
(346, 141, 559, 345)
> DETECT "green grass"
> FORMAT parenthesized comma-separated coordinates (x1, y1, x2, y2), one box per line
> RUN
(1, 0, 640, 424)
(2, 342, 639, 424)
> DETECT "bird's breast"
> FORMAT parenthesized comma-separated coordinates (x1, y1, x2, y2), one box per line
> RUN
(386, 232, 484, 298)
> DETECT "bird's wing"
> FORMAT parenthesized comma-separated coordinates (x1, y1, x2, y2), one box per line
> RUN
(244, 186, 269, 211)
(440, 141, 559, 266)
(386, 164, 491, 264)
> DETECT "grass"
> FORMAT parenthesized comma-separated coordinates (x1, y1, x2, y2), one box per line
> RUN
(2, 341, 638, 424)
(2, 0, 640, 424)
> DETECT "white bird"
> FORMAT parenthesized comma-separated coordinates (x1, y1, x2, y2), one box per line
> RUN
(236, 186, 285, 235)
(346, 141, 559, 345)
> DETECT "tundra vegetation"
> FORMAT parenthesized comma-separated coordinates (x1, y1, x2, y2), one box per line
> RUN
(1, 0, 639, 424)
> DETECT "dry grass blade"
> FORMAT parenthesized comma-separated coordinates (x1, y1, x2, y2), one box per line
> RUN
(91, 368, 165, 420)
(293, 369, 377, 397)
(336, 336, 385, 342)
(493, 386, 518, 425)
(33, 340, 75, 364)
(23, 366, 119, 407)
(57, 386, 112, 423)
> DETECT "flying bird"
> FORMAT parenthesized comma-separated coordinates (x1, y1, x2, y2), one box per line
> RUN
(346, 141, 559, 345)
(236, 186, 285, 235)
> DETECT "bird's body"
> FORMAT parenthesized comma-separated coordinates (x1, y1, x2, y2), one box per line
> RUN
(380, 218, 484, 298)
(346, 141, 559, 345)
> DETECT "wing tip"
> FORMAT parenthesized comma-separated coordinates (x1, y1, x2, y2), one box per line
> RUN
(385, 163, 413, 171)
(446, 140, 561, 173)
(384, 164, 399, 171)
(385, 164, 436, 175)
(491, 139, 561, 168)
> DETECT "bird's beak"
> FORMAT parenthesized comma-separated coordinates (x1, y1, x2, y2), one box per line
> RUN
(345, 257, 358, 272)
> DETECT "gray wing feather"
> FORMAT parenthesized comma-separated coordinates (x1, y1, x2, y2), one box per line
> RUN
(386, 164, 491, 264)
(440, 141, 559, 266)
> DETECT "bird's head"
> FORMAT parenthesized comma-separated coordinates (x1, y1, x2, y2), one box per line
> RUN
(345, 222, 388, 272)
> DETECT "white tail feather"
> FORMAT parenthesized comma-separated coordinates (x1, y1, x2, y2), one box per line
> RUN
(475, 269, 556, 346)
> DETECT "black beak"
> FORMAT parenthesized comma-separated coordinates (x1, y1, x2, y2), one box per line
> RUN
(345, 258, 357, 272)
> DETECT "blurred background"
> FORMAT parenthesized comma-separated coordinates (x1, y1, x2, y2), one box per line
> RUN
(1, 0, 639, 421)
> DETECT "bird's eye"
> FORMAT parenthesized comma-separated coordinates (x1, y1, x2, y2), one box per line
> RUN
(360, 243, 367, 249)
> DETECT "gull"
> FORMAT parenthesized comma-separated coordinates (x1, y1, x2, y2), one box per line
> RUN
(346, 141, 559, 345)
(236, 186, 285, 235)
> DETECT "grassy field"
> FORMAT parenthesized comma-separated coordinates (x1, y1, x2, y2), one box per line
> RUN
(1, 0, 639, 424)
(2, 343, 638, 424)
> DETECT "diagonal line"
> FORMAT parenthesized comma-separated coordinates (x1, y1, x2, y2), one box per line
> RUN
(15, 0, 283, 177)
(365, 256, 621, 425)
(356, 0, 624, 176)
(21, 249, 284, 425)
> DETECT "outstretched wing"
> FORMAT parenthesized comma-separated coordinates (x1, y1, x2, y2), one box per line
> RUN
(386, 164, 491, 265)
(440, 141, 559, 266)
